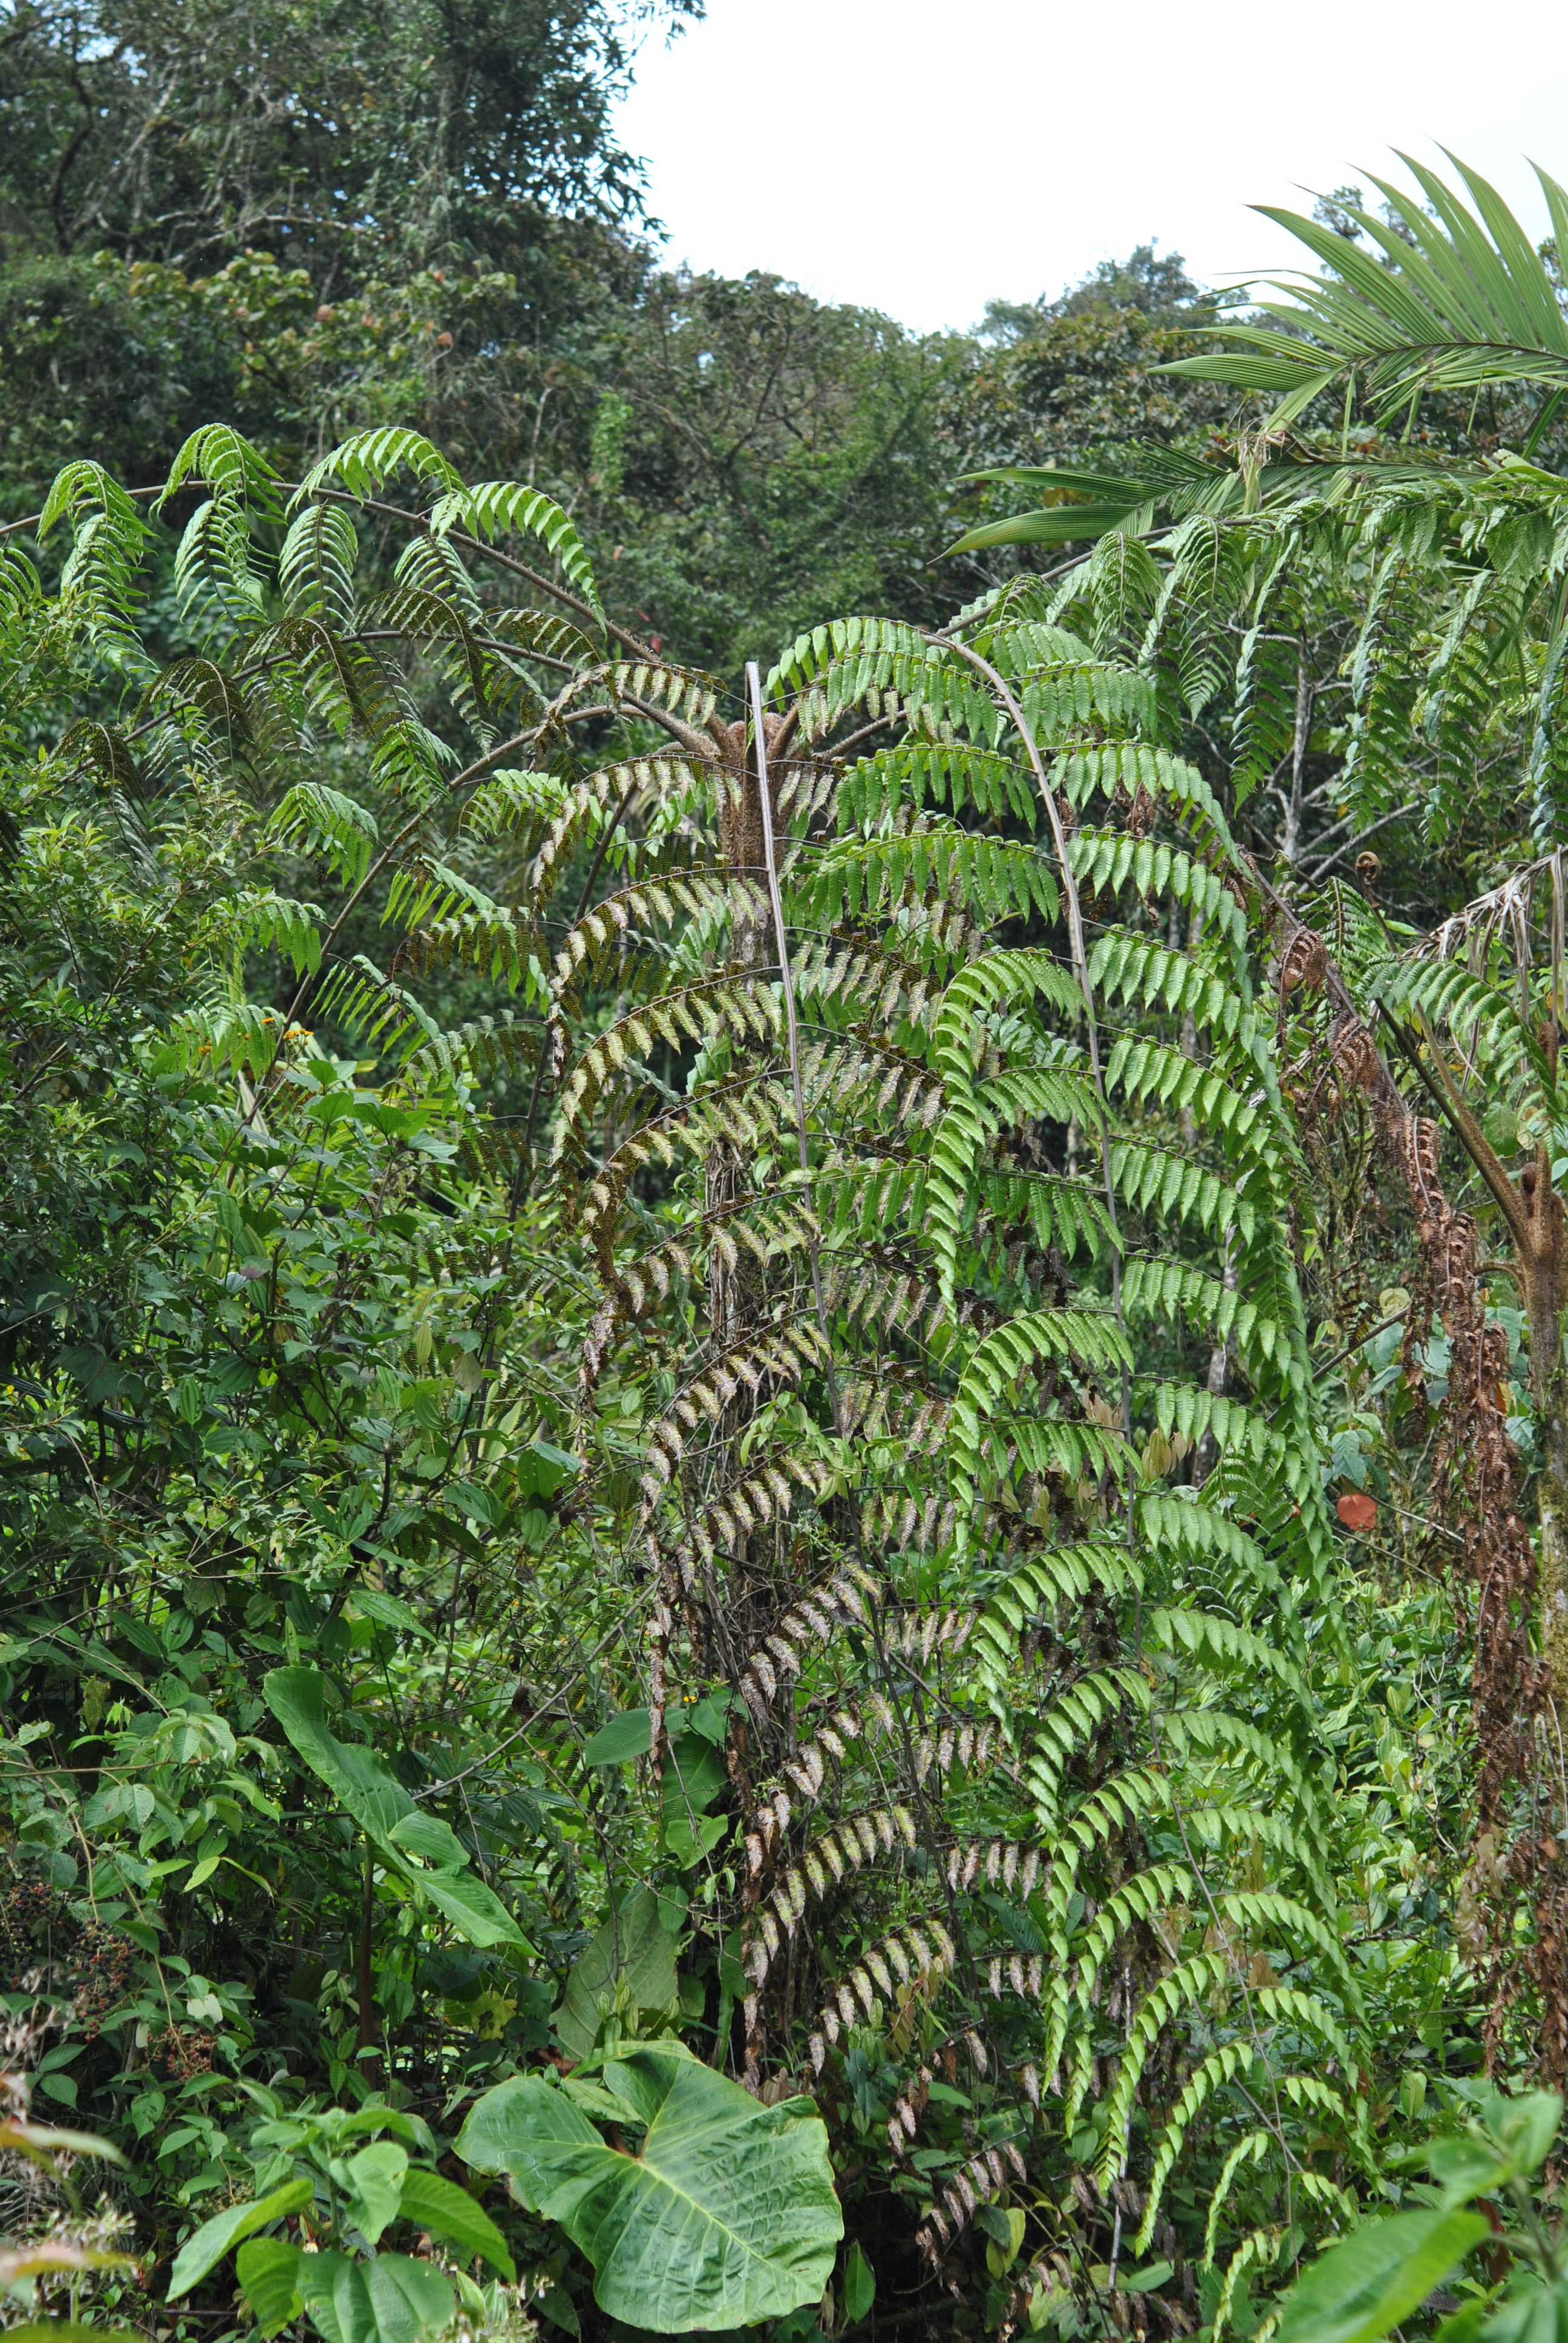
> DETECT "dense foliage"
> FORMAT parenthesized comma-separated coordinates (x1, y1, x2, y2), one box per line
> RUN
(9, 25, 1568, 2343)
(0, 393, 1520, 2343)
(0, 4, 1232, 668)
(0, 0, 684, 263)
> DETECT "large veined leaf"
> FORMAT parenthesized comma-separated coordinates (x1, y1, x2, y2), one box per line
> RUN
(209, 2169, 514, 2342)
(263, 1668, 525, 1948)
(396, 2169, 515, 2278)
(296, 2249, 456, 2343)
(457, 2046, 843, 2332)
(344, 2141, 408, 2244)
(555, 1887, 679, 2063)
(236, 2238, 305, 2339)
(1274, 2210, 1490, 2343)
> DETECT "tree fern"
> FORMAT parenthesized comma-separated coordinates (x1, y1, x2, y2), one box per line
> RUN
(509, 570, 1390, 2311)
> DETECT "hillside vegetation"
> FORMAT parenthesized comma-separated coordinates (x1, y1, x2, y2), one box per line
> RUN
(7, 18, 1568, 2343)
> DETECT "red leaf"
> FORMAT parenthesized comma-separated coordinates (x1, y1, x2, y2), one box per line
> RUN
(1336, 1491, 1377, 1532)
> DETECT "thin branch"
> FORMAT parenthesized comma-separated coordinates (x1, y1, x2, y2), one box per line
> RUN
(1301, 798, 1418, 871)
(747, 662, 839, 1434)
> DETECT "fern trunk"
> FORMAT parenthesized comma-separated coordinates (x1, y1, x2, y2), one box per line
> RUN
(1521, 1162, 1568, 1702)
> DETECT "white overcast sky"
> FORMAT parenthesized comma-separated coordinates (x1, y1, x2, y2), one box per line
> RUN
(615, 0, 1568, 333)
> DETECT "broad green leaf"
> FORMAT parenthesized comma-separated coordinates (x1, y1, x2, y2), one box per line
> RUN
(1275, 2211, 1491, 2343)
(346, 2141, 407, 2244)
(1428, 2136, 1518, 2207)
(1488, 2088, 1563, 2174)
(683, 1691, 731, 1743)
(661, 1735, 726, 1816)
(387, 1811, 469, 1870)
(356, 2255, 457, 2343)
(1426, 2092, 1562, 2207)
(5, 2328, 145, 2343)
(514, 1437, 581, 1496)
(534, 2286, 580, 2337)
(236, 2238, 304, 2338)
(457, 2046, 843, 2332)
(1474, 2273, 1568, 2342)
(584, 1709, 652, 1765)
(460, 2071, 599, 2207)
(416, 1868, 529, 1948)
(843, 2243, 876, 2323)
(662, 1735, 728, 1865)
(664, 1812, 727, 1867)
(263, 1667, 423, 1842)
(296, 2250, 456, 2343)
(168, 2178, 315, 2298)
(555, 1888, 679, 2062)
(350, 1586, 431, 1639)
(563, 2070, 656, 2129)
(263, 1667, 525, 1948)
(396, 2168, 516, 2279)
(985, 2209, 1028, 2279)
(0, 2117, 126, 2168)
(335, 2108, 430, 2148)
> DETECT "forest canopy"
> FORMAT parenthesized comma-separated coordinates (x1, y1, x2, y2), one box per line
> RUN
(7, 16, 1568, 2343)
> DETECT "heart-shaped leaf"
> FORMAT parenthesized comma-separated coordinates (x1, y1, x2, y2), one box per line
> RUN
(458, 2045, 842, 2332)
(661, 1735, 726, 1817)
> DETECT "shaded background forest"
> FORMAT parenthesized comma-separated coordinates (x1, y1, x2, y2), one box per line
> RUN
(0, 0, 1236, 672)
